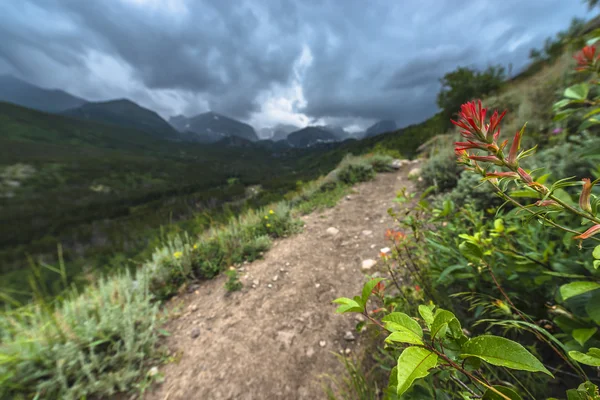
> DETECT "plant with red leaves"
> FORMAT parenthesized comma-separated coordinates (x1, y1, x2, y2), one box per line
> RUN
(452, 99, 600, 243)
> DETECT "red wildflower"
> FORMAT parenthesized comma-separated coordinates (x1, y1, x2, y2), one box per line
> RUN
(580, 178, 593, 214)
(385, 229, 405, 242)
(574, 45, 599, 71)
(415, 285, 421, 292)
(451, 100, 506, 144)
(573, 224, 600, 240)
(371, 281, 385, 296)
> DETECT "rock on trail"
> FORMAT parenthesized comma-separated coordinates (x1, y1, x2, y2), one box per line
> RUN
(146, 164, 417, 400)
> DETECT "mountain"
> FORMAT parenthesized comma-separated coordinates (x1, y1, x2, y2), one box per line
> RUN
(61, 99, 178, 139)
(259, 124, 300, 142)
(320, 125, 350, 140)
(168, 115, 189, 132)
(0, 75, 87, 113)
(287, 127, 338, 148)
(169, 112, 258, 142)
(365, 120, 397, 138)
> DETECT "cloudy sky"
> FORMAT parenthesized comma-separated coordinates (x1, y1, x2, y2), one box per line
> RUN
(0, 0, 592, 132)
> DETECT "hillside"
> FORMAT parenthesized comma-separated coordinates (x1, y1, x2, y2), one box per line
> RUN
(61, 99, 178, 139)
(0, 75, 88, 113)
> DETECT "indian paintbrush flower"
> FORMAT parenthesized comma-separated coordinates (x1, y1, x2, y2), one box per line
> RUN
(451, 100, 506, 144)
(574, 45, 600, 72)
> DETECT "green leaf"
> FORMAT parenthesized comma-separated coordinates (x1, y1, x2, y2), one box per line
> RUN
(560, 281, 600, 301)
(395, 347, 438, 396)
(587, 290, 600, 325)
(431, 310, 462, 340)
(553, 98, 573, 110)
(482, 386, 523, 400)
(418, 305, 435, 329)
(459, 241, 483, 262)
(382, 312, 423, 339)
(584, 107, 600, 120)
(569, 348, 600, 367)
(494, 219, 505, 233)
(593, 245, 600, 260)
(386, 366, 398, 398)
(361, 277, 384, 305)
(566, 381, 600, 400)
(386, 331, 424, 346)
(579, 118, 600, 132)
(436, 264, 465, 284)
(460, 335, 552, 376)
(573, 328, 597, 347)
(564, 83, 590, 101)
(332, 297, 364, 314)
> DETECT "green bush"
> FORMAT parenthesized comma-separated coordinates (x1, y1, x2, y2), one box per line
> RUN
(335, 156, 376, 185)
(0, 271, 161, 400)
(448, 171, 502, 210)
(419, 148, 462, 191)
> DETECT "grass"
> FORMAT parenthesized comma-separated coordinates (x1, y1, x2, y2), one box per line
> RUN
(0, 153, 397, 399)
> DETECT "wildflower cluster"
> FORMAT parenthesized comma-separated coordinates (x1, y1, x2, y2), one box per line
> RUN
(574, 45, 600, 73)
(452, 100, 600, 241)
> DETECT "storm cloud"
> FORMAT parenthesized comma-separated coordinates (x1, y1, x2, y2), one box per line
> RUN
(0, 0, 591, 130)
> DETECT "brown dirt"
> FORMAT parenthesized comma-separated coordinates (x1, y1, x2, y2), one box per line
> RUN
(146, 164, 418, 400)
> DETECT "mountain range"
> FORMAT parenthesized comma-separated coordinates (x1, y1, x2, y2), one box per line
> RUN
(0, 74, 399, 147)
(169, 112, 258, 143)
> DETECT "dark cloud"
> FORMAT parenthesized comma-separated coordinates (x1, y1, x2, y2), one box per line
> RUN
(0, 0, 590, 128)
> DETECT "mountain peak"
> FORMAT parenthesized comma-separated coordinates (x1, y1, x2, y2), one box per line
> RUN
(170, 112, 259, 143)
(365, 120, 397, 138)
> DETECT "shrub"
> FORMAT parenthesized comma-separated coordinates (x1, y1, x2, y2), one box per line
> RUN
(224, 268, 243, 292)
(335, 156, 376, 185)
(448, 171, 502, 210)
(419, 147, 462, 191)
(0, 271, 161, 400)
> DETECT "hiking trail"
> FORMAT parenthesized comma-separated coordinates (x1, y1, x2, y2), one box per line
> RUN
(147, 163, 419, 400)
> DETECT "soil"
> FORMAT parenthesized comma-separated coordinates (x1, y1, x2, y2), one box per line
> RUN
(146, 163, 419, 400)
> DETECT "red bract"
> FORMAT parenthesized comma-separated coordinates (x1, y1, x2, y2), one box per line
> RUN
(506, 125, 525, 166)
(580, 178, 593, 213)
(574, 45, 599, 71)
(371, 281, 385, 296)
(414, 285, 421, 292)
(517, 168, 533, 184)
(486, 171, 519, 179)
(573, 224, 600, 240)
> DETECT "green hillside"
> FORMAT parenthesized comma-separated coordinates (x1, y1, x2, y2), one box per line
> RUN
(61, 99, 178, 139)
(0, 101, 360, 298)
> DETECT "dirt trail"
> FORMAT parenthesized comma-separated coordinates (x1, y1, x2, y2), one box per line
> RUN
(147, 164, 418, 400)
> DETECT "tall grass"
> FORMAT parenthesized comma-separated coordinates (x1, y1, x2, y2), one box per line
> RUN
(0, 153, 397, 399)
